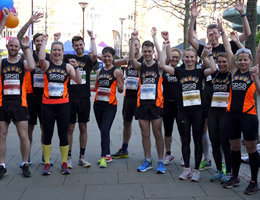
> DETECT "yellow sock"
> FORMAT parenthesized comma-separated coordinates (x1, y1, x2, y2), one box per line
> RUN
(42, 144, 52, 164)
(60, 145, 69, 163)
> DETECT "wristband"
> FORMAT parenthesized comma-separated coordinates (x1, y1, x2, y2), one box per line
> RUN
(208, 54, 213, 57)
(241, 13, 247, 17)
(23, 46, 30, 50)
(219, 31, 225, 35)
(90, 37, 95, 41)
(74, 66, 79, 70)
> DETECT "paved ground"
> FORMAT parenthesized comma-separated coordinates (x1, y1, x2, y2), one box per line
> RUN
(0, 93, 259, 200)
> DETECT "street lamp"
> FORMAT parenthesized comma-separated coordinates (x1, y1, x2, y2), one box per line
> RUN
(119, 17, 125, 58)
(79, 2, 89, 40)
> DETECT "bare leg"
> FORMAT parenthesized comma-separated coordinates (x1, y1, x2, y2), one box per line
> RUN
(15, 121, 30, 162)
(79, 122, 87, 149)
(0, 122, 9, 163)
(67, 123, 75, 151)
(139, 120, 151, 158)
(151, 118, 164, 160)
(123, 121, 132, 144)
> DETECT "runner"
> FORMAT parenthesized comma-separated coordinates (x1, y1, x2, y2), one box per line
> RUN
(0, 8, 35, 178)
(39, 34, 82, 175)
(91, 46, 124, 168)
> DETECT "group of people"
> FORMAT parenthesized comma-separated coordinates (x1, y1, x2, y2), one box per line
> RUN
(0, 0, 259, 196)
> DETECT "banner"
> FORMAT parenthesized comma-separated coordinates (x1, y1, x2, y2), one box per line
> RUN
(112, 30, 121, 58)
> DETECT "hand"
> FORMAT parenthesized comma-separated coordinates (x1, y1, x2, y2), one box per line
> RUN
(217, 18, 224, 34)
(54, 32, 61, 41)
(201, 45, 212, 58)
(191, 1, 200, 18)
(42, 34, 48, 43)
(2, 7, 9, 19)
(151, 27, 157, 37)
(69, 59, 77, 68)
(29, 12, 44, 24)
(235, 0, 245, 15)
(21, 36, 30, 48)
(87, 30, 93, 38)
(161, 31, 169, 41)
(131, 31, 138, 40)
(230, 31, 239, 42)
(249, 64, 259, 77)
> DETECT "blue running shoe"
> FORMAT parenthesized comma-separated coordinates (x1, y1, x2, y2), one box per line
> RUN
(41, 155, 54, 166)
(137, 160, 153, 172)
(19, 157, 32, 168)
(221, 172, 232, 184)
(156, 161, 166, 174)
(210, 170, 224, 182)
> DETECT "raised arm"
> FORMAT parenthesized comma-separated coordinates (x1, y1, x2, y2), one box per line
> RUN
(67, 59, 82, 84)
(218, 19, 236, 74)
(21, 36, 35, 71)
(230, 31, 244, 49)
(159, 41, 175, 75)
(201, 45, 216, 76)
(54, 32, 61, 41)
(114, 57, 128, 66)
(17, 12, 43, 43)
(114, 69, 124, 93)
(129, 31, 141, 71)
(87, 30, 97, 63)
(250, 64, 260, 95)
(235, 0, 251, 42)
(161, 31, 172, 64)
(0, 8, 9, 34)
(151, 27, 161, 60)
(188, 2, 200, 51)
(38, 34, 49, 72)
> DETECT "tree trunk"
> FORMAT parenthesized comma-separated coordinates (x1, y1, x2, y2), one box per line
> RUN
(184, 0, 190, 49)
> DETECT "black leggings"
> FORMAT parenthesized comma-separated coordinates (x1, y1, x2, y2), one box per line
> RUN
(42, 103, 70, 146)
(163, 100, 178, 137)
(177, 108, 203, 170)
(94, 103, 117, 157)
(208, 108, 231, 173)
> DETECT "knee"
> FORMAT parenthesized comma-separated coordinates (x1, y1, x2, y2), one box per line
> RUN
(231, 145, 240, 151)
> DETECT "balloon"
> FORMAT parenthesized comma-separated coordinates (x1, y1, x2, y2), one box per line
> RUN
(5, 13, 19, 28)
(0, 11, 2, 22)
(0, 0, 14, 10)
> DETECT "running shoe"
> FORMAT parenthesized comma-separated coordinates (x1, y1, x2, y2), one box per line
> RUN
(223, 176, 240, 189)
(179, 167, 191, 180)
(163, 153, 175, 166)
(21, 163, 31, 177)
(222, 163, 226, 175)
(61, 162, 71, 175)
(0, 165, 7, 179)
(19, 157, 32, 168)
(210, 170, 224, 182)
(112, 148, 129, 159)
(99, 157, 107, 168)
(191, 169, 200, 182)
(244, 181, 259, 195)
(221, 172, 232, 184)
(42, 163, 52, 175)
(199, 160, 212, 170)
(41, 155, 54, 166)
(67, 156, 73, 169)
(78, 155, 91, 168)
(97, 155, 113, 164)
(137, 160, 153, 172)
(156, 161, 166, 174)
(180, 157, 185, 166)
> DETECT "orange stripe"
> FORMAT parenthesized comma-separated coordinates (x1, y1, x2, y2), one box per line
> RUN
(109, 80, 117, 105)
(156, 76, 164, 108)
(242, 83, 256, 115)
(42, 97, 69, 104)
(21, 75, 28, 107)
(137, 77, 141, 107)
(0, 74, 2, 106)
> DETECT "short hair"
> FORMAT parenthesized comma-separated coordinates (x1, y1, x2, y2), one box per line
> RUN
(142, 40, 154, 50)
(129, 38, 140, 43)
(171, 48, 182, 57)
(183, 47, 197, 57)
(102, 46, 115, 56)
(72, 36, 84, 45)
(51, 41, 64, 50)
(207, 24, 218, 32)
(216, 52, 228, 62)
(33, 33, 43, 42)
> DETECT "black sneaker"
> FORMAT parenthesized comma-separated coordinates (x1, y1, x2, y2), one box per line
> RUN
(0, 165, 7, 179)
(223, 176, 240, 189)
(244, 181, 259, 195)
(112, 148, 128, 159)
(21, 163, 31, 178)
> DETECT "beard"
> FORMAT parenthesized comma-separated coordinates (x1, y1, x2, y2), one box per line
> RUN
(8, 50, 19, 57)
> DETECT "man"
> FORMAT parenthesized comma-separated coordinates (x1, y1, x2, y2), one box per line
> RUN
(0, 8, 36, 178)
(61, 31, 97, 168)
(17, 12, 52, 165)
(112, 38, 143, 159)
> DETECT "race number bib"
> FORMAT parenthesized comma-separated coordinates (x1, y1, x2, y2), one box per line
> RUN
(4, 80, 20, 95)
(211, 92, 229, 108)
(48, 82, 64, 97)
(97, 87, 111, 102)
(70, 70, 86, 85)
(125, 77, 139, 90)
(33, 74, 44, 88)
(140, 84, 156, 100)
(182, 90, 201, 107)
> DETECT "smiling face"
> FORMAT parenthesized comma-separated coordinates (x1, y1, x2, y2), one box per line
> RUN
(34, 35, 43, 51)
(51, 43, 64, 61)
(183, 50, 196, 68)
(171, 50, 181, 67)
(72, 39, 85, 56)
(6, 38, 20, 57)
(237, 53, 252, 72)
(217, 56, 228, 73)
(102, 52, 114, 67)
(207, 28, 220, 48)
(142, 45, 154, 63)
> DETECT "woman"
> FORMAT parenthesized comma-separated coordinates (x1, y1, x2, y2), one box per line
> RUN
(39, 34, 82, 175)
(162, 47, 181, 165)
(207, 53, 232, 182)
(220, 20, 259, 195)
(91, 46, 124, 168)
(175, 47, 216, 181)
